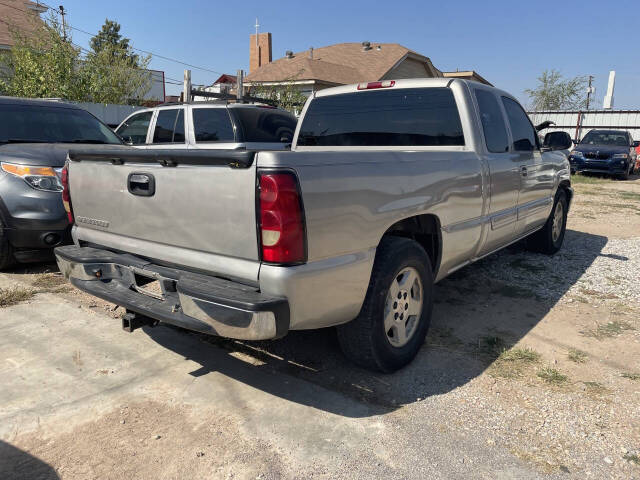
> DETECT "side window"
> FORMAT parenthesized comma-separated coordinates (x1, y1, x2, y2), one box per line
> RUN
(116, 111, 152, 144)
(192, 108, 235, 142)
(173, 109, 185, 143)
(502, 97, 537, 152)
(152, 109, 185, 144)
(474, 90, 508, 153)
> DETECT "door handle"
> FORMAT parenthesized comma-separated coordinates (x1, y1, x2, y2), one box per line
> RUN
(127, 172, 155, 196)
(520, 166, 528, 177)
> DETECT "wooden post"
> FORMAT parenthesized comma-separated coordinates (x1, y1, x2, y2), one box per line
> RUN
(183, 70, 192, 103)
(237, 69, 244, 103)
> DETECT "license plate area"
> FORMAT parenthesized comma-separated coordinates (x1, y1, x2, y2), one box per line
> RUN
(130, 269, 176, 301)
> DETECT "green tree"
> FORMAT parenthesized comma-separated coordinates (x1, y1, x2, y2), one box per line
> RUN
(0, 15, 85, 100)
(249, 72, 309, 114)
(89, 19, 139, 65)
(525, 70, 587, 110)
(0, 16, 152, 105)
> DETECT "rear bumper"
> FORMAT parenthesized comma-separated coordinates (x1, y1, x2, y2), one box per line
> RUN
(54, 245, 289, 340)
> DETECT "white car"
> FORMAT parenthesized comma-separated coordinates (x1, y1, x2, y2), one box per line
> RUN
(115, 103, 297, 151)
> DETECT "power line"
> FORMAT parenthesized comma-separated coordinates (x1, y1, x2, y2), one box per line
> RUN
(0, 1, 224, 75)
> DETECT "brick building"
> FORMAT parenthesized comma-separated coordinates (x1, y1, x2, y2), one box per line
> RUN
(0, 0, 47, 51)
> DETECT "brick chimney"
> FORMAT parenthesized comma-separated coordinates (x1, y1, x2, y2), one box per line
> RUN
(250, 33, 272, 73)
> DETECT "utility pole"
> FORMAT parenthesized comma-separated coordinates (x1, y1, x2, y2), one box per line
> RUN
(585, 75, 594, 110)
(236, 69, 244, 103)
(183, 69, 192, 103)
(58, 5, 66, 40)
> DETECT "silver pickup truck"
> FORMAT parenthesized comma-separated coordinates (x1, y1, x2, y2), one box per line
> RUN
(55, 78, 572, 372)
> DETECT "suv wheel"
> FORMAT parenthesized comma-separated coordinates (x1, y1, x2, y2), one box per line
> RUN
(525, 189, 568, 255)
(337, 237, 433, 373)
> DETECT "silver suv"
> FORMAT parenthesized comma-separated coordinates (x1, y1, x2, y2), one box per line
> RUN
(115, 103, 297, 151)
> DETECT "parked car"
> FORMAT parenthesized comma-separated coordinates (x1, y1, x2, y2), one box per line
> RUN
(568, 129, 638, 179)
(635, 142, 640, 174)
(0, 96, 127, 270)
(115, 103, 297, 150)
(55, 78, 572, 372)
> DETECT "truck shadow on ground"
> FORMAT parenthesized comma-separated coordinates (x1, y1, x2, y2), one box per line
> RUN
(0, 441, 59, 480)
(146, 228, 611, 418)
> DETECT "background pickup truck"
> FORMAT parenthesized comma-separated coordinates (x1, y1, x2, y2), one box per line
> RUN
(55, 78, 573, 372)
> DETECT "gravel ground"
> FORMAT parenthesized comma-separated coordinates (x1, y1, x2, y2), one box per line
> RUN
(474, 234, 640, 305)
(1, 175, 640, 479)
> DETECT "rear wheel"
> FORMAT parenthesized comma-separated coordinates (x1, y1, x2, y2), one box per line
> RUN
(337, 237, 433, 373)
(525, 189, 567, 255)
(0, 219, 15, 270)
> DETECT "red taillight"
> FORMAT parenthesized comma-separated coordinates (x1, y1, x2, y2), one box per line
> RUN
(258, 172, 305, 264)
(357, 80, 395, 90)
(61, 164, 73, 224)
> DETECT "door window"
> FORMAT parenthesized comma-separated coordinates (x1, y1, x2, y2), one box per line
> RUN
(475, 90, 508, 153)
(152, 109, 186, 144)
(192, 108, 235, 142)
(502, 97, 537, 152)
(116, 111, 152, 144)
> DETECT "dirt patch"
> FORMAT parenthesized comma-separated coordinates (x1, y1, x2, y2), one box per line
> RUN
(8, 401, 289, 480)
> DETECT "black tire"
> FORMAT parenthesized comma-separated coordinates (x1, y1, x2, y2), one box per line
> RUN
(337, 237, 434, 373)
(0, 219, 15, 270)
(525, 189, 568, 255)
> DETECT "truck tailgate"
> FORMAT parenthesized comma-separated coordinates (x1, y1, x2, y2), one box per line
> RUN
(67, 149, 260, 282)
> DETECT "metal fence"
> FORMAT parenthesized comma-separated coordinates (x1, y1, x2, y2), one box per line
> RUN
(528, 110, 640, 142)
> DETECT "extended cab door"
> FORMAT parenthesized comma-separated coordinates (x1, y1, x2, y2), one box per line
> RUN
(473, 88, 520, 256)
(501, 97, 555, 235)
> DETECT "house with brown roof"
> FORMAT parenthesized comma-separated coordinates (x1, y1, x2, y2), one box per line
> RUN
(0, 0, 47, 51)
(244, 34, 442, 96)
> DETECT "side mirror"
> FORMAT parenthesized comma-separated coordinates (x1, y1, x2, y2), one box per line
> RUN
(634, 140, 640, 148)
(543, 131, 572, 151)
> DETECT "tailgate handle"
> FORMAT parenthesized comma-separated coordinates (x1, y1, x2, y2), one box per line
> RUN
(128, 172, 155, 197)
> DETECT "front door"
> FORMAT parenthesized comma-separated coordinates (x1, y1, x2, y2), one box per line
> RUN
(474, 88, 520, 256)
(501, 97, 555, 235)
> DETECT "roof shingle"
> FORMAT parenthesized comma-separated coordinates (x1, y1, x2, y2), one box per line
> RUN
(245, 42, 432, 84)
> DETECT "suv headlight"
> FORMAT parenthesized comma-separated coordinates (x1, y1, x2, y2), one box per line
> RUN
(570, 151, 584, 159)
(1, 162, 63, 192)
(613, 153, 628, 159)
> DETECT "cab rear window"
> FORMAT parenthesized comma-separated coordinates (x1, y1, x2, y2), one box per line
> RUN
(297, 88, 464, 147)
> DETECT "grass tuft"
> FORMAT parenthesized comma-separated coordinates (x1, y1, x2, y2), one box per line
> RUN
(567, 348, 588, 363)
(0, 286, 35, 307)
(571, 174, 612, 185)
(488, 346, 540, 379)
(623, 453, 640, 465)
(537, 366, 568, 385)
(582, 320, 634, 340)
(621, 372, 640, 381)
(31, 273, 71, 293)
(498, 347, 540, 362)
(582, 381, 607, 395)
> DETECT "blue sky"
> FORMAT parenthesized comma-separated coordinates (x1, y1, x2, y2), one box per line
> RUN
(60, 0, 639, 108)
